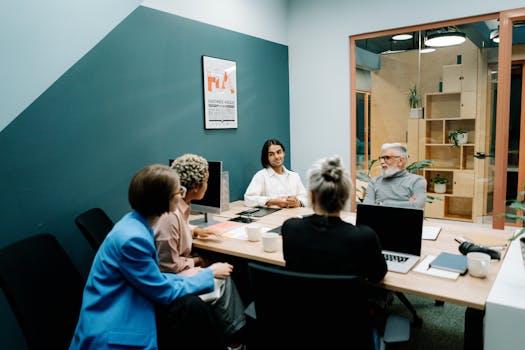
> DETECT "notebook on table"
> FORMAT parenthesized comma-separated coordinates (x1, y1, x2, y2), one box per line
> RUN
(356, 204, 424, 274)
(429, 252, 468, 274)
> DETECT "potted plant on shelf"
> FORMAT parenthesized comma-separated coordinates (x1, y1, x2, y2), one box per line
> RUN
(448, 129, 468, 147)
(408, 84, 423, 119)
(430, 174, 448, 193)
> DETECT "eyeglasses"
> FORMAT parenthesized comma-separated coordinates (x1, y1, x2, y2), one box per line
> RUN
(378, 155, 401, 161)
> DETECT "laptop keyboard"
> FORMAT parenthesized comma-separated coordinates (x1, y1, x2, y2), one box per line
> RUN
(383, 253, 409, 263)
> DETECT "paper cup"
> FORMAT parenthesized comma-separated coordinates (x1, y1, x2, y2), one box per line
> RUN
(262, 232, 280, 252)
(246, 224, 263, 242)
(467, 252, 490, 278)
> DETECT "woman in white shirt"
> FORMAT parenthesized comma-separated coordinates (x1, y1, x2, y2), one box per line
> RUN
(244, 139, 308, 208)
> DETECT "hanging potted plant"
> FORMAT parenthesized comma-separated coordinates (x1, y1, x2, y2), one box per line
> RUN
(448, 129, 468, 147)
(408, 84, 423, 119)
(430, 174, 448, 193)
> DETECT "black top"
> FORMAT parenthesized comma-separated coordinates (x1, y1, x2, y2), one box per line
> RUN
(282, 214, 387, 282)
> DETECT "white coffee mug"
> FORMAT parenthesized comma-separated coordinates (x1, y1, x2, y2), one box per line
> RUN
(467, 252, 491, 278)
(246, 224, 263, 242)
(262, 232, 280, 252)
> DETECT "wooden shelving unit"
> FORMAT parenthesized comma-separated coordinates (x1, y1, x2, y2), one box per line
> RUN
(424, 91, 476, 221)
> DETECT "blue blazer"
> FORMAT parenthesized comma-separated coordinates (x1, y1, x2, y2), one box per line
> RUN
(69, 211, 214, 350)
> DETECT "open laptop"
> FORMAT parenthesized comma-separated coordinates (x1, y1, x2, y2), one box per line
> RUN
(356, 204, 424, 273)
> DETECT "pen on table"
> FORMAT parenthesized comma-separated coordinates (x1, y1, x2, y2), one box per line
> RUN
(454, 237, 465, 244)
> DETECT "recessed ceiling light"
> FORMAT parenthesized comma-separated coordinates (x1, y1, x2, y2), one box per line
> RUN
(420, 48, 436, 53)
(392, 33, 413, 41)
(425, 30, 466, 47)
(381, 49, 407, 54)
(490, 29, 499, 43)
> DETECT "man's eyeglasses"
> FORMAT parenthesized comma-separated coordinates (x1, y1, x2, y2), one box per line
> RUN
(378, 155, 401, 161)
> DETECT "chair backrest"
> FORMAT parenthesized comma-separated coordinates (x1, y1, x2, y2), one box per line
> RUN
(247, 262, 375, 349)
(0, 233, 85, 350)
(75, 207, 114, 250)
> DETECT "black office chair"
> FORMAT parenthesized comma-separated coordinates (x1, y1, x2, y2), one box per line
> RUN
(245, 262, 409, 350)
(0, 233, 85, 350)
(75, 207, 114, 250)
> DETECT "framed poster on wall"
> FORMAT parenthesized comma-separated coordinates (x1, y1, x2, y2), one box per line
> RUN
(202, 56, 238, 129)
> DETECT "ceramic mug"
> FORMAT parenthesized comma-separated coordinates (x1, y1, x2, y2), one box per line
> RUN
(467, 252, 491, 278)
(246, 224, 263, 242)
(262, 232, 280, 252)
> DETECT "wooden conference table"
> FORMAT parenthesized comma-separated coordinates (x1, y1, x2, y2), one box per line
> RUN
(192, 200, 512, 311)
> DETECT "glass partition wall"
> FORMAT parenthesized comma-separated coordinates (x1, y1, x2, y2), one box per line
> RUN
(350, 11, 525, 228)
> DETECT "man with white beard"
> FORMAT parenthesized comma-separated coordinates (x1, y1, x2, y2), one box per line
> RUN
(363, 143, 427, 209)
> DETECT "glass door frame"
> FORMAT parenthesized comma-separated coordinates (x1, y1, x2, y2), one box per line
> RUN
(356, 90, 371, 172)
(349, 9, 525, 231)
(493, 8, 525, 229)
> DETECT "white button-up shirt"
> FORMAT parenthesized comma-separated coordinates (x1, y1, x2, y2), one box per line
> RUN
(244, 166, 308, 207)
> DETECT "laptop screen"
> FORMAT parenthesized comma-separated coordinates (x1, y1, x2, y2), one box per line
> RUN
(356, 204, 423, 256)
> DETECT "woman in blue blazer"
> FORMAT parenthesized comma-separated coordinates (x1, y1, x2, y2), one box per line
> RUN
(69, 164, 232, 350)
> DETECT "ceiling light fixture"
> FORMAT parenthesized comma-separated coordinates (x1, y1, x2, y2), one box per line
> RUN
(424, 28, 466, 47)
(490, 29, 500, 43)
(392, 33, 413, 41)
(420, 47, 436, 54)
(381, 49, 407, 55)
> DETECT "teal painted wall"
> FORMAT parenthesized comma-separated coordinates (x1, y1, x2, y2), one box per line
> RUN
(0, 7, 289, 348)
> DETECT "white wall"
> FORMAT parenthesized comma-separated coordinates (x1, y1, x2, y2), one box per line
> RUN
(142, 0, 288, 45)
(0, 0, 143, 132)
(0, 0, 288, 134)
(3, 0, 524, 180)
(287, 0, 523, 181)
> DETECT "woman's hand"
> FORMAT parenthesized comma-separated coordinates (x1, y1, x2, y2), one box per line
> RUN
(266, 196, 301, 208)
(193, 227, 220, 239)
(208, 262, 233, 279)
(285, 196, 301, 208)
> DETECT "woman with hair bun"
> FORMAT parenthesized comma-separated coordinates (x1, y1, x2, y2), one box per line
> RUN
(282, 155, 387, 282)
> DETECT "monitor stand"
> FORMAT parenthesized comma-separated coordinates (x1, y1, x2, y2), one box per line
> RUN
(189, 212, 221, 228)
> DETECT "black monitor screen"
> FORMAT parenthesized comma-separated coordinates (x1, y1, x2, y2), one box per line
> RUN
(190, 160, 223, 215)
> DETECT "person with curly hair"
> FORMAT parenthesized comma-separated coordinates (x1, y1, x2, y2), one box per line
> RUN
(154, 154, 246, 350)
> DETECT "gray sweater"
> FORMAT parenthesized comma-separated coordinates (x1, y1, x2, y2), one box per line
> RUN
(363, 169, 427, 209)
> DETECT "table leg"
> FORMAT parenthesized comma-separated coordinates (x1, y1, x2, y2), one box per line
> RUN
(464, 307, 484, 350)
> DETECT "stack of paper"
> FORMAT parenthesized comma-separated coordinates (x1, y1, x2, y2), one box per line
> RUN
(422, 225, 442, 240)
(205, 221, 242, 234)
(222, 225, 271, 240)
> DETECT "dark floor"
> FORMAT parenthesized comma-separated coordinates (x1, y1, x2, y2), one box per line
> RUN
(388, 294, 465, 350)
(243, 294, 466, 350)
(202, 248, 468, 350)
